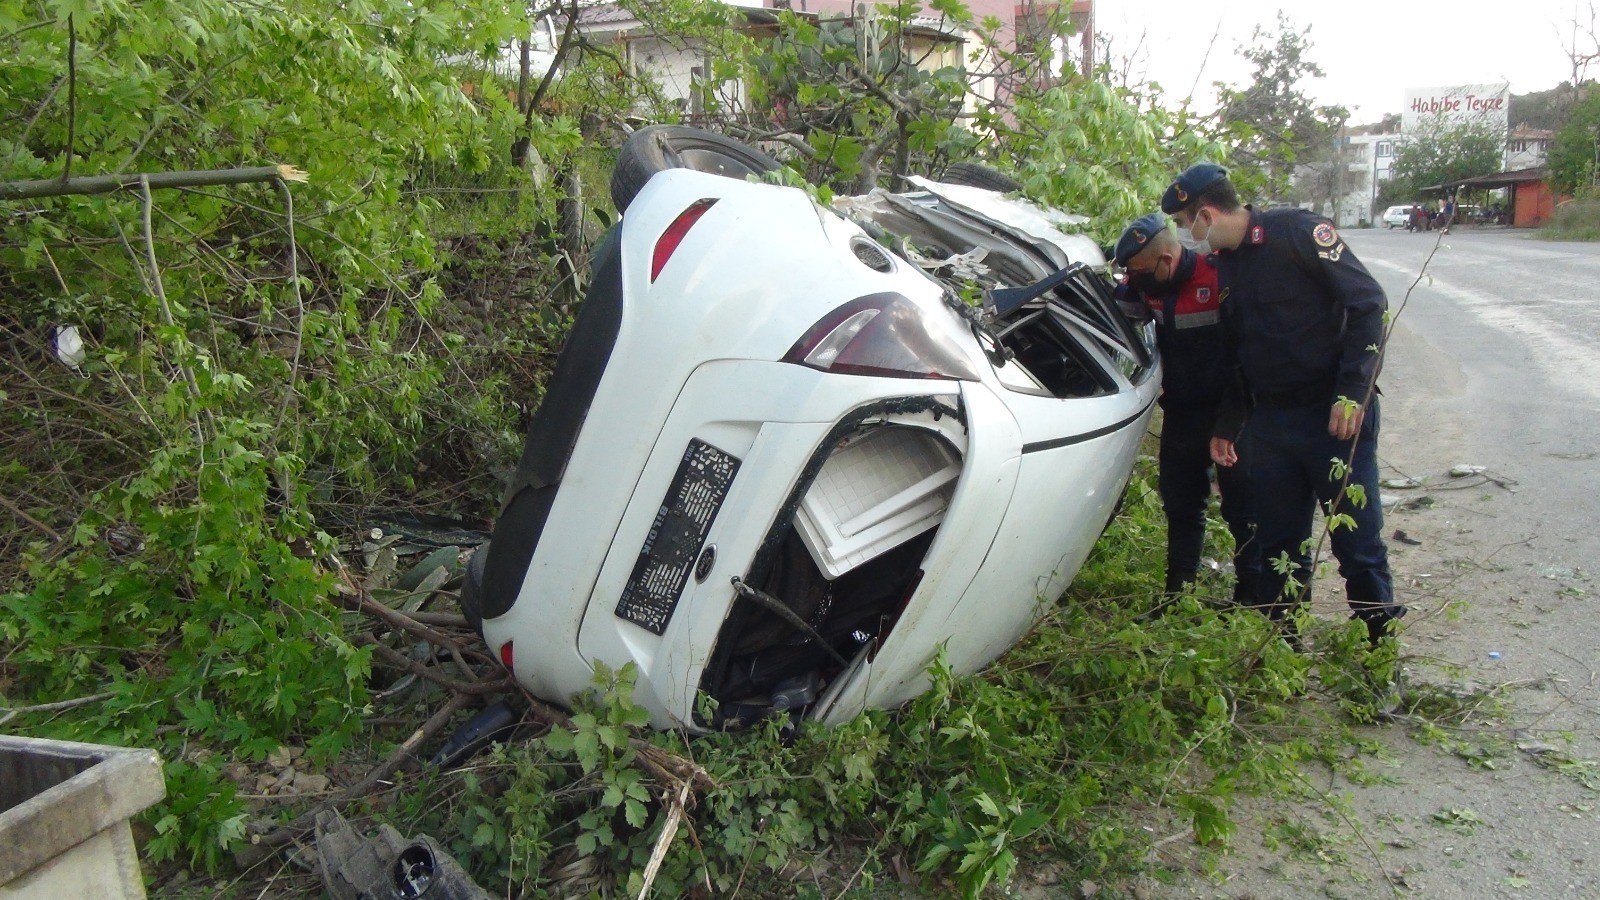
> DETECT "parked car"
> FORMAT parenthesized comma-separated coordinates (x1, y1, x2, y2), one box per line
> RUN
(1382, 205, 1414, 228)
(459, 126, 1159, 731)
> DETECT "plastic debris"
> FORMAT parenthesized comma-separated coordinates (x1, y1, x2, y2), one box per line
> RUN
(1449, 464, 1486, 477)
(1487, 651, 1502, 661)
(52, 324, 87, 370)
(1381, 476, 1424, 489)
(315, 809, 490, 900)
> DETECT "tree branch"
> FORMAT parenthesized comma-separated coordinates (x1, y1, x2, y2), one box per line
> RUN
(2, 164, 308, 200)
(61, 14, 76, 183)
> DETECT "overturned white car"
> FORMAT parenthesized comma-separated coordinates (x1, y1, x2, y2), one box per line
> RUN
(459, 126, 1159, 731)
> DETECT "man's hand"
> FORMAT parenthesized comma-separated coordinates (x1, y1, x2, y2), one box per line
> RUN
(1210, 437, 1237, 467)
(1329, 400, 1365, 440)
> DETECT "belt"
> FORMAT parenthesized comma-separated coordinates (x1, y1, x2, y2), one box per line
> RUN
(1252, 384, 1332, 408)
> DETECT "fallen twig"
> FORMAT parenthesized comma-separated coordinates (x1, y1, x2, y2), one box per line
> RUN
(354, 634, 510, 697)
(1, 164, 308, 201)
(0, 690, 114, 727)
(406, 610, 470, 628)
(637, 775, 693, 899)
(333, 559, 484, 664)
(235, 692, 474, 868)
(0, 490, 61, 543)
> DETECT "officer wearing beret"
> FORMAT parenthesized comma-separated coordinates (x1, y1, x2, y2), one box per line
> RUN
(1161, 163, 1406, 646)
(1113, 213, 1258, 606)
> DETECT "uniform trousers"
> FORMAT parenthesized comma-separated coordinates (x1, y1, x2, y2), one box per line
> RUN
(1158, 404, 1259, 601)
(1246, 398, 1402, 634)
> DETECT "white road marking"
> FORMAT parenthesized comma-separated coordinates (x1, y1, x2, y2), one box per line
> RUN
(1365, 256, 1600, 403)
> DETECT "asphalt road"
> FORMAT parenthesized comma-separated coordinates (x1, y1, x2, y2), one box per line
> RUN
(1152, 225, 1600, 899)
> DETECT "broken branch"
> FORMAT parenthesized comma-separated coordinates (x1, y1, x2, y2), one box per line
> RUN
(354, 634, 510, 697)
(1, 164, 307, 201)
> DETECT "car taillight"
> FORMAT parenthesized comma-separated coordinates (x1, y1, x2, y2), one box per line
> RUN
(651, 198, 718, 282)
(782, 292, 979, 381)
(499, 641, 514, 671)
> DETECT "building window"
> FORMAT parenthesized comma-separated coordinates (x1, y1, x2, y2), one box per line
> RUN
(1376, 141, 1395, 157)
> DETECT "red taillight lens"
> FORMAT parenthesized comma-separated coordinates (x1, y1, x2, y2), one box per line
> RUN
(651, 198, 718, 282)
(499, 641, 514, 671)
(782, 292, 979, 381)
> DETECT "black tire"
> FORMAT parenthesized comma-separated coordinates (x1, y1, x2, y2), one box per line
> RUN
(610, 125, 783, 214)
(458, 546, 487, 635)
(939, 161, 1024, 193)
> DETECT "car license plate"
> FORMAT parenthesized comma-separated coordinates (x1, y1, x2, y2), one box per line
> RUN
(614, 438, 740, 634)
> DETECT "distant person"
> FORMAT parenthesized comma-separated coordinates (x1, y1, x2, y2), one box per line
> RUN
(1161, 163, 1407, 649)
(1113, 213, 1259, 608)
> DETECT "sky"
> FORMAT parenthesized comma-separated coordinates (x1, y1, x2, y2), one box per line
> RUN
(1095, 1, 1590, 123)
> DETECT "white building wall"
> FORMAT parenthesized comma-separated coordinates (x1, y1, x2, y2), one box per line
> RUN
(629, 36, 704, 105)
(1505, 138, 1549, 170)
(1333, 132, 1402, 227)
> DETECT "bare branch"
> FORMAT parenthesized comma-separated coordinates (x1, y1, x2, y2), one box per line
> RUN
(2, 165, 307, 201)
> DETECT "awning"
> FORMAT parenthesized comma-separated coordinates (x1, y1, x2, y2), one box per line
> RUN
(1427, 166, 1549, 192)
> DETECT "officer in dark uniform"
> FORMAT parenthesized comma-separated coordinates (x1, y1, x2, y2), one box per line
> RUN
(1113, 213, 1259, 605)
(1161, 164, 1406, 646)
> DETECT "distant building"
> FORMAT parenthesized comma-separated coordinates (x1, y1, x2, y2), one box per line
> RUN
(1307, 84, 1555, 227)
(1505, 124, 1553, 170)
(1296, 121, 1398, 228)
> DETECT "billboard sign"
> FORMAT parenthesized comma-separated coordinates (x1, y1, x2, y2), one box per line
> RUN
(1402, 83, 1510, 133)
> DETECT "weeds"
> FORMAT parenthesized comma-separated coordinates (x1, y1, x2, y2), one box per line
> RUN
(368, 462, 1419, 898)
(1539, 196, 1600, 240)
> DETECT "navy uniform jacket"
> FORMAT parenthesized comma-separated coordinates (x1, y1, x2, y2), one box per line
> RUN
(1212, 208, 1387, 439)
(1120, 249, 1229, 411)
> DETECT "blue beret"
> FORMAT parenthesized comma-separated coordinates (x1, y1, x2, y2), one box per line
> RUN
(1113, 213, 1168, 266)
(1160, 163, 1228, 214)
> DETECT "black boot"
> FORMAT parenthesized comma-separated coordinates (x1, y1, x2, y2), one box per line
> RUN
(1230, 571, 1257, 609)
(1350, 600, 1407, 647)
(1164, 569, 1196, 596)
(1141, 571, 1196, 621)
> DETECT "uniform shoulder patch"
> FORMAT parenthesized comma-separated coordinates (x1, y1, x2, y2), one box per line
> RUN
(1312, 222, 1339, 247)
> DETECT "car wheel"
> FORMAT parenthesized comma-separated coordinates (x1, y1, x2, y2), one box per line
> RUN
(939, 161, 1024, 193)
(459, 547, 487, 635)
(610, 125, 783, 214)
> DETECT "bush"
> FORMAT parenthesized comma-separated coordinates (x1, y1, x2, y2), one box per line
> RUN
(394, 466, 1350, 898)
(1540, 194, 1600, 240)
(0, 0, 556, 865)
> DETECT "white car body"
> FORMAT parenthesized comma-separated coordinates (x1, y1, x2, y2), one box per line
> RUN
(465, 165, 1159, 731)
(1382, 205, 1414, 228)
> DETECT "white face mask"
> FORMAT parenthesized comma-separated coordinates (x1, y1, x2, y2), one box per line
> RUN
(1176, 212, 1212, 254)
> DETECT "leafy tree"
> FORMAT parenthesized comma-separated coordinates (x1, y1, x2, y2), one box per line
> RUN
(0, 0, 588, 867)
(1510, 81, 1594, 132)
(1550, 88, 1600, 193)
(732, 2, 978, 193)
(1377, 120, 1504, 206)
(1214, 13, 1348, 197)
(1290, 113, 1365, 220)
(1002, 79, 1226, 242)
